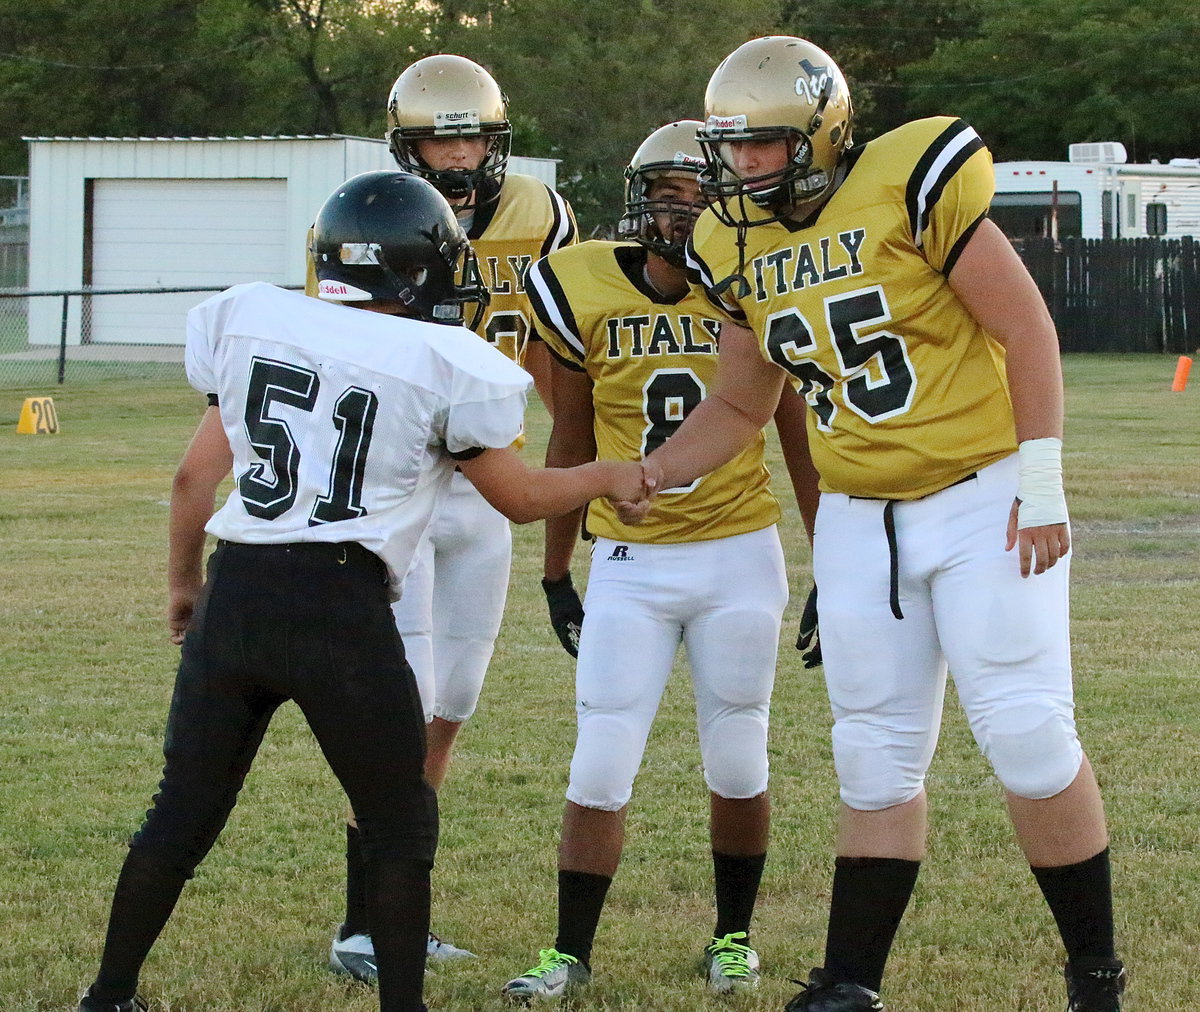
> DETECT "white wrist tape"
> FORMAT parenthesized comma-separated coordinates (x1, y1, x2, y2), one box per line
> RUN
(1016, 437, 1068, 528)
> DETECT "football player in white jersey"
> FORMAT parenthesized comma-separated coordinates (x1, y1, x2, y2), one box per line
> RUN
(619, 37, 1125, 1012)
(499, 122, 819, 1002)
(324, 55, 580, 977)
(75, 170, 642, 1012)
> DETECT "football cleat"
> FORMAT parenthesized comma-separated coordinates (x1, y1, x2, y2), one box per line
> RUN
(783, 968, 886, 1011)
(1065, 958, 1126, 1011)
(329, 926, 378, 983)
(501, 948, 591, 1001)
(704, 931, 761, 994)
(427, 930, 477, 961)
(77, 990, 148, 1012)
(330, 925, 477, 981)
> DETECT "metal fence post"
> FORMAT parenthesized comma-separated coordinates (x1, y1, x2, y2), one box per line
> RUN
(58, 292, 68, 384)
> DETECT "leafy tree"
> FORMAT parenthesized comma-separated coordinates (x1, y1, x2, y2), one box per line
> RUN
(901, 0, 1200, 161)
(436, 0, 780, 232)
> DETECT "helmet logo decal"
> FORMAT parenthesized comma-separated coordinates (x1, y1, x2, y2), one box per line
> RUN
(434, 108, 481, 131)
(318, 279, 373, 301)
(796, 61, 834, 105)
(673, 151, 706, 166)
(706, 113, 749, 133)
(339, 242, 382, 265)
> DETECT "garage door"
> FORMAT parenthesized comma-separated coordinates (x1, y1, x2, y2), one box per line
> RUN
(89, 178, 287, 344)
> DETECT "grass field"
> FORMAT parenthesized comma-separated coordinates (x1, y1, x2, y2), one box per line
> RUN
(1, 354, 1197, 1011)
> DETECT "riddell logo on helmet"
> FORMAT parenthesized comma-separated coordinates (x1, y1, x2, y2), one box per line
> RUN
(321, 282, 349, 295)
(706, 114, 748, 133)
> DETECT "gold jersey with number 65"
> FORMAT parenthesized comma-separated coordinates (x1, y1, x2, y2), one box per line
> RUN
(528, 239, 779, 544)
(687, 116, 1018, 501)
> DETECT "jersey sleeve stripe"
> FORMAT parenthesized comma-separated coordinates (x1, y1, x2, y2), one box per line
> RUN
(905, 120, 984, 248)
(685, 240, 747, 321)
(541, 186, 577, 256)
(525, 257, 586, 363)
(941, 211, 987, 277)
(542, 340, 587, 373)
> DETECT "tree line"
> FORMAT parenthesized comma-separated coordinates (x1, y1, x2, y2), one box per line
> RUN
(1, 0, 1197, 233)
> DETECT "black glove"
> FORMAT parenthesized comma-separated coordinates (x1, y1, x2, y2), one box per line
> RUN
(542, 572, 584, 658)
(795, 582, 822, 668)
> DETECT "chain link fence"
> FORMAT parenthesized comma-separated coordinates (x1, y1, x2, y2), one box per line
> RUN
(0, 285, 301, 390)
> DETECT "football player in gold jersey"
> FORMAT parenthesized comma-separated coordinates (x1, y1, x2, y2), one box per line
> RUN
(499, 122, 819, 1002)
(322, 55, 579, 979)
(622, 37, 1125, 1012)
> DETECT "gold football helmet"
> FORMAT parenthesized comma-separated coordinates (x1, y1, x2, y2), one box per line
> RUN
(698, 36, 854, 227)
(617, 120, 708, 267)
(386, 54, 511, 208)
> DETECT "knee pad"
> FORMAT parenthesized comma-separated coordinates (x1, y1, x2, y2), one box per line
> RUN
(566, 711, 645, 811)
(832, 717, 930, 811)
(702, 713, 769, 799)
(982, 703, 1082, 799)
(355, 785, 439, 866)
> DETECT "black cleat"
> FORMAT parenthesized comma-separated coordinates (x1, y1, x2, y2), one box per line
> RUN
(783, 968, 886, 1012)
(1066, 958, 1126, 1011)
(77, 989, 148, 1012)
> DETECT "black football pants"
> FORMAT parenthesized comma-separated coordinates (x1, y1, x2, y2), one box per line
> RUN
(93, 540, 437, 1012)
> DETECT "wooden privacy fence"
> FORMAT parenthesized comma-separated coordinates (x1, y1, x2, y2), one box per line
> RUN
(1012, 237, 1199, 353)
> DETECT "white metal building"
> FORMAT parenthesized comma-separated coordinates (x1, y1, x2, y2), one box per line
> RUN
(23, 134, 558, 345)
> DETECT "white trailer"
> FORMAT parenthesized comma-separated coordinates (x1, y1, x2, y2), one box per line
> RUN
(991, 142, 1200, 240)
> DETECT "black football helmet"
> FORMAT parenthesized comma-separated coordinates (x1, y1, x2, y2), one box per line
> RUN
(310, 170, 488, 327)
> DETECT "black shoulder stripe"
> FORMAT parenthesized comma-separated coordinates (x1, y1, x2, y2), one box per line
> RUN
(942, 211, 987, 277)
(526, 257, 584, 363)
(540, 185, 576, 256)
(905, 119, 983, 244)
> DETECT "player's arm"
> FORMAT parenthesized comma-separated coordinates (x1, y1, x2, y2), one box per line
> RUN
(167, 404, 233, 645)
(641, 320, 785, 494)
(539, 360, 595, 657)
(947, 216, 1069, 577)
(543, 362, 596, 578)
(772, 384, 819, 543)
(524, 340, 557, 419)
(458, 446, 640, 525)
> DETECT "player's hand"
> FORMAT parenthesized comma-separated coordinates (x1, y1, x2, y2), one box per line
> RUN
(167, 586, 200, 645)
(542, 572, 584, 658)
(1005, 499, 1070, 577)
(795, 582, 822, 668)
(612, 459, 661, 525)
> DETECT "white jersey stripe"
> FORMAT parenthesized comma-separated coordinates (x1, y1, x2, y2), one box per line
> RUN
(912, 125, 980, 249)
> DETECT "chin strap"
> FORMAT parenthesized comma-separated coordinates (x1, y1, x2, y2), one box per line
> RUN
(711, 221, 751, 299)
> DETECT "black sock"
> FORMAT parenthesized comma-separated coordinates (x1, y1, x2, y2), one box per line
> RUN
(712, 850, 766, 939)
(554, 869, 612, 968)
(823, 856, 920, 994)
(91, 849, 189, 1002)
(1031, 847, 1116, 963)
(366, 854, 430, 1012)
(343, 822, 370, 938)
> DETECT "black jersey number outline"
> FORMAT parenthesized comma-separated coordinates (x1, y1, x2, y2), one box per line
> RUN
(764, 284, 916, 430)
(641, 367, 706, 494)
(239, 357, 379, 524)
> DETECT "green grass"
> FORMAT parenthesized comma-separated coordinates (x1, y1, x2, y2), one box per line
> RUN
(1, 355, 1197, 1011)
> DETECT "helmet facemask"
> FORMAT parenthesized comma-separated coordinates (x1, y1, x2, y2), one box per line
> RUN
(387, 122, 511, 210)
(698, 71, 841, 229)
(618, 165, 708, 268)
